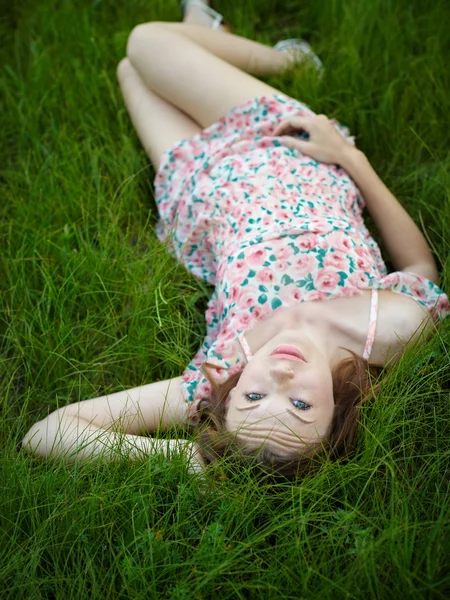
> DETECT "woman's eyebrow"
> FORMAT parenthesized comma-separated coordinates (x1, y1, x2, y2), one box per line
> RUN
(286, 407, 316, 424)
(238, 394, 316, 424)
(236, 394, 262, 410)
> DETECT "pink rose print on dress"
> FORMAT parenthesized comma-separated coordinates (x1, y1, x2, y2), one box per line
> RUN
(348, 271, 371, 288)
(183, 369, 199, 383)
(231, 206, 243, 219)
(273, 245, 294, 261)
(267, 101, 281, 114)
(228, 285, 240, 303)
(293, 254, 316, 276)
(273, 260, 290, 273)
(272, 165, 286, 178)
(196, 381, 214, 400)
(179, 160, 196, 180)
(323, 252, 350, 271)
(237, 289, 257, 310)
(247, 248, 266, 266)
(301, 183, 316, 201)
(339, 286, 359, 297)
(171, 147, 186, 161)
(153, 94, 450, 407)
(236, 311, 253, 330)
(305, 290, 329, 302)
(222, 197, 233, 211)
(304, 204, 319, 217)
(302, 166, 315, 180)
(219, 320, 237, 341)
(256, 268, 276, 284)
(279, 285, 303, 304)
(314, 269, 341, 292)
(381, 273, 401, 288)
(229, 260, 248, 284)
(274, 209, 291, 221)
(326, 230, 354, 253)
(271, 182, 285, 198)
(214, 339, 237, 359)
(410, 282, 429, 301)
(250, 305, 270, 321)
(268, 158, 279, 169)
(297, 233, 318, 251)
(354, 246, 375, 271)
(224, 328, 238, 341)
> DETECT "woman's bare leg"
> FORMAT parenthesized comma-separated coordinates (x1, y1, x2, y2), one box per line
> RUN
(116, 2, 243, 170)
(117, 3, 295, 168)
(126, 23, 293, 129)
(152, 22, 293, 76)
(117, 58, 201, 170)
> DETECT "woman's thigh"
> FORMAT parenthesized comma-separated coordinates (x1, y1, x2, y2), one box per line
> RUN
(117, 58, 202, 171)
(126, 24, 280, 129)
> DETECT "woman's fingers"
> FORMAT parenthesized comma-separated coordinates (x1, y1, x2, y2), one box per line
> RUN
(273, 116, 312, 137)
(278, 136, 309, 152)
(274, 113, 353, 163)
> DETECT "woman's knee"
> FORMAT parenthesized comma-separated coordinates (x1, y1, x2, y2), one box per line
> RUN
(126, 22, 172, 66)
(116, 57, 132, 83)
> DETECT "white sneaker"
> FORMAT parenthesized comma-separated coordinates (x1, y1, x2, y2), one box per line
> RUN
(274, 38, 324, 76)
(181, 0, 224, 30)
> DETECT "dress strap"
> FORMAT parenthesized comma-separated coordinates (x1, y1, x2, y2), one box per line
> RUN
(239, 293, 379, 363)
(238, 331, 254, 361)
(363, 289, 379, 361)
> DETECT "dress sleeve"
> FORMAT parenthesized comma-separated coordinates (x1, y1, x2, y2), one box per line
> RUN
(376, 271, 450, 322)
(181, 290, 221, 425)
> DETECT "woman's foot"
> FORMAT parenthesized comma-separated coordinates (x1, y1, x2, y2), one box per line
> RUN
(182, 0, 226, 31)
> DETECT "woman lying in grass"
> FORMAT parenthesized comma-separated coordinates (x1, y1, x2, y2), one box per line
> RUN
(23, 1, 450, 477)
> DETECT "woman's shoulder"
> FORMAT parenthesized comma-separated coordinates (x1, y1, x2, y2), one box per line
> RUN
(315, 289, 438, 365)
(376, 270, 450, 321)
(372, 290, 436, 363)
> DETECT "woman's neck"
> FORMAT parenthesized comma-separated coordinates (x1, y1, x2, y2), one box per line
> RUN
(244, 294, 373, 369)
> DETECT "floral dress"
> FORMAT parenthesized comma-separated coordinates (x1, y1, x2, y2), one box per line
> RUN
(153, 93, 450, 424)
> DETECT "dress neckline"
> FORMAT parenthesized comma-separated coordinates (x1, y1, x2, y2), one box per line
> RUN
(240, 289, 379, 363)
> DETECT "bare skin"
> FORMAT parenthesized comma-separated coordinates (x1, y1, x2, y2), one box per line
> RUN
(117, 5, 293, 169)
(226, 289, 433, 454)
(22, 2, 439, 465)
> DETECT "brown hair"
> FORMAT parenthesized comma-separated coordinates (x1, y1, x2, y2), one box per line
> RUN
(195, 350, 383, 479)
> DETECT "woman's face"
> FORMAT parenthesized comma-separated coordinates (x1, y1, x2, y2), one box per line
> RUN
(225, 330, 335, 454)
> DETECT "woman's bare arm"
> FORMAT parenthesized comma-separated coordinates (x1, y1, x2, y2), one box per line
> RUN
(275, 115, 439, 283)
(22, 411, 203, 467)
(60, 377, 187, 434)
(339, 148, 439, 283)
(21, 377, 204, 469)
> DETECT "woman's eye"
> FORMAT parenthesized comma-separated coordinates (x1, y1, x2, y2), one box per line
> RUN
(291, 399, 311, 410)
(245, 393, 264, 402)
(245, 394, 310, 410)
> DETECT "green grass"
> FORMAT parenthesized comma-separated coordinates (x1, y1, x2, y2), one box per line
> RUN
(1, 0, 450, 597)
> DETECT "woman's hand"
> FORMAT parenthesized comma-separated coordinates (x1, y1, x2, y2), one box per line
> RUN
(273, 114, 356, 164)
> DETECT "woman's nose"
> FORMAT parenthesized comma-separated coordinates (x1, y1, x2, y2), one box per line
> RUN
(270, 366, 295, 382)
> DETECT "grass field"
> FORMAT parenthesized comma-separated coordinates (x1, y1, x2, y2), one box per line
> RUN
(1, 0, 450, 597)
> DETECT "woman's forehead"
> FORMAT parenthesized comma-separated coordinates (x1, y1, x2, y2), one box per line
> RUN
(227, 408, 320, 446)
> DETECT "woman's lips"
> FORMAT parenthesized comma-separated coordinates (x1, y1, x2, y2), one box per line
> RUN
(270, 345, 307, 362)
